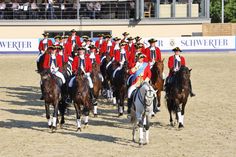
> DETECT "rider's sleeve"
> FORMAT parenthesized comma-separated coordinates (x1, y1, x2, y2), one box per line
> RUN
(181, 56, 186, 66)
(168, 56, 173, 69)
(156, 47, 161, 61)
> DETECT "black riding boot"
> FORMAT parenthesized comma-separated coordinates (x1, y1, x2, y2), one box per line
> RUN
(189, 80, 196, 97)
(127, 98, 132, 114)
(89, 88, 96, 104)
(40, 84, 44, 100)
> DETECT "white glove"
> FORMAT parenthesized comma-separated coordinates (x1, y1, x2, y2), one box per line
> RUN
(144, 77, 150, 82)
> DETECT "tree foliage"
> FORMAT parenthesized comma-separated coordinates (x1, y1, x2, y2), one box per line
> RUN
(210, 0, 236, 23)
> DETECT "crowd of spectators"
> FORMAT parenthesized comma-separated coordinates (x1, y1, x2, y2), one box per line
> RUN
(0, 0, 135, 20)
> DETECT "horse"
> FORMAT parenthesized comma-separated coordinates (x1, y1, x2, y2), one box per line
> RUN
(40, 70, 67, 132)
(90, 62, 103, 116)
(165, 66, 192, 128)
(150, 59, 164, 114)
(73, 68, 92, 131)
(130, 82, 156, 146)
(112, 61, 129, 116)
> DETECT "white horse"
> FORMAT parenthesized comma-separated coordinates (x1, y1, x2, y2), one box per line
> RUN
(130, 82, 156, 146)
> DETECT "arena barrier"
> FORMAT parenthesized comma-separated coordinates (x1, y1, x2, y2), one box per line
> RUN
(0, 36, 235, 54)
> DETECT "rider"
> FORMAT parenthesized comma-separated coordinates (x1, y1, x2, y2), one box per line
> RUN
(88, 45, 101, 65)
(100, 34, 113, 57)
(69, 47, 96, 103)
(165, 47, 195, 97)
(53, 35, 62, 46)
(112, 37, 121, 58)
(127, 52, 152, 114)
(95, 34, 104, 53)
(121, 32, 129, 43)
(68, 29, 82, 50)
(125, 37, 135, 56)
(128, 43, 144, 69)
(37, 32, 53, 72)
(144, 38, 161, 65)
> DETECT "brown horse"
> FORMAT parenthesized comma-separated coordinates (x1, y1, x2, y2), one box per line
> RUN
(151, 59, 164, 113)
(40, 70, 66, 132)
(73, 68, 92, 131)
(165, 66, 192, 128)
(112, 61, 129, 116)
(90, 62, 103, 116)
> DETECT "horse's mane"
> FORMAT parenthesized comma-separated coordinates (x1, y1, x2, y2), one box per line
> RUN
(173, 66, 190, 91)
(151, 61, 163, 84)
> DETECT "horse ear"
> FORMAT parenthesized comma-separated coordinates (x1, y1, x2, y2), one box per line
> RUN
(189, 69, 192, 72)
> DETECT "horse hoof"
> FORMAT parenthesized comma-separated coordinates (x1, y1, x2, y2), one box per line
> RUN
(59, 124, 63, 129)
(84, 123, 88, 128)
(94, 114, 98, 118)
(118, 113, 123, 117)
(48, 125, 52, 129)
(76, 128, 81, 132)
(151, 114, 155, 118)
(51, 126, 57, 133)
(178, 123, 184, 128)
(139, 142, 143, 147)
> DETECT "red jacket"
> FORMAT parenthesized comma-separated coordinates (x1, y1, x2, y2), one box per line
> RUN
(72, 55, 92, 73)
(68, 35, 82, 47)
(125, 43, 135, 55)
(100, 40, 114, 57)
(95, 39, 103, 49)
(89, 53, 101, 65)
(144, 47, 162, 62)
(64, 42, 73, 56)
(58, 52, 69, 64)
(114, 49, 130, 63)
(130, 62, 151, 85)
(168, 55, 186, 70)
(43, 53, 63, 70)
(38, 39, 53, 52)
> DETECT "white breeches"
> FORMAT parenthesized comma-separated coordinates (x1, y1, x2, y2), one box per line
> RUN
(36, 53, 43, 62)
(128, 84, 137, 98)
(68, 73, 93, 88)
(98, 73, 104, 82)
(53, 71, 66, 84)
(86, 73, 93, 88)
(112, 64, 122, 78)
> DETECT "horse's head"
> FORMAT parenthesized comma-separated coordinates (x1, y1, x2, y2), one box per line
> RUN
(179, 66, 191, 81)
(154, 59, 164, 74)
(40, 70, 51, 81)
(105, 54, 112, 62)
(142, 82, 156, 111)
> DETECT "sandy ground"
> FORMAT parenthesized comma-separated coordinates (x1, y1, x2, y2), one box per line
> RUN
(0, 53, 236, 157)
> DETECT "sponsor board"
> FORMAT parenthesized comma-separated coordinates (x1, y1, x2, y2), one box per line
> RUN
(0, 36, 235, 54)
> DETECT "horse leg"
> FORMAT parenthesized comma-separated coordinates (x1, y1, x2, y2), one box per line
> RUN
(139, 127, 144, 146)
(52, 100, 59, 132)
(118, 92, 124, 117)
(45, 103, 51, 128)
(157, 91, 161, 111)
(143, 115, 150, 144)
(93, 101, 98, 117)
(167, 99, 174, 126)
(177, 105, 184, 128)
(74, 103, 82, 132)
(58, 100, 66, 128)
(83, 106, 90, 128)
(180, 102, 186, 128)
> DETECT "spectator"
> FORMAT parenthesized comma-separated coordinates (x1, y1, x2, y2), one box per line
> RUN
(94, 2, 101, 19)
(0, 0, 6, 19)
(72, 0, 80, 19)
(86, 2, 94, 19)
(129, 0, 135, 18)
(29, 0, 39, 19)
(11, 0, 20, 19)
(47, 0, 56, 19)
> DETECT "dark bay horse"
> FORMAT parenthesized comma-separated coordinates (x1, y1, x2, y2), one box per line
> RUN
(165, 66, 192, 128)
(90, 62, 103, 116)
(73, 68, 92, 131)
(100, 53, 113, 99)
(40, 70, 67, 132)
(112, 61, 129, 116)
(151, 59, 164, 113)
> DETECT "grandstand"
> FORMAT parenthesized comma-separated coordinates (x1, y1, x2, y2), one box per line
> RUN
(0, 0, 210, 38)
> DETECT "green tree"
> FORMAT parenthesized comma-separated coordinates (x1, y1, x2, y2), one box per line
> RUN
(210, 0, 222, 23)
(210, 0, 236, 23)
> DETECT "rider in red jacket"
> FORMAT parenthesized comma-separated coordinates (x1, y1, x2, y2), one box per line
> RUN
(165, 47, 195, 97)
